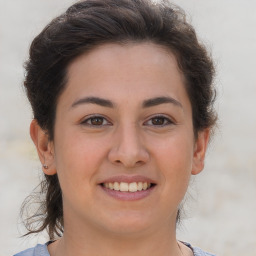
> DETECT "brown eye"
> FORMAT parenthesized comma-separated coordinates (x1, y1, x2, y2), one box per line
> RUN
(151, 117, 165, 125)
(81, 115, 110, 126)
(90, 117, 104, 125)
(144, 115, 173, 126)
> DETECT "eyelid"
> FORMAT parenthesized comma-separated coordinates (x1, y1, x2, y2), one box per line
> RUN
(80, 114, 112, 126)
(143, 114, 175, 126)
(79, 114, 175, 127)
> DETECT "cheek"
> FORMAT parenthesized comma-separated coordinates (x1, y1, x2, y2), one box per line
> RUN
(53, 130, 108, 193)
(159, 146, 192, 187)
(152, 133, 194, 201)
(154, 132, 194, 172)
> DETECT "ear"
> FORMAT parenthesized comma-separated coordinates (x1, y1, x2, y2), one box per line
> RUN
(191, 128, 210, 175)
(30, 119, 56, 175)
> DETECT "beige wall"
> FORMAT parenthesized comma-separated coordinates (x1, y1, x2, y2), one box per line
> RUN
(0, 0, 255, 255)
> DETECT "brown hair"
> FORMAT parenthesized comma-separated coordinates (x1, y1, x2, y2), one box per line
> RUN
(22, 0, 217, 240)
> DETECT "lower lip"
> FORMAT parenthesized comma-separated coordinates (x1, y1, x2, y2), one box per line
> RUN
(100, 185, 155, 201)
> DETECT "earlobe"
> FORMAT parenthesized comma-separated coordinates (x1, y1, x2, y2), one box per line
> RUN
(191, 129, 210, 175)
(30, 119, 57, 175)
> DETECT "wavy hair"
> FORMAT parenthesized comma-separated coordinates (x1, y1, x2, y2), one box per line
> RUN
(21, 0, 217, 240)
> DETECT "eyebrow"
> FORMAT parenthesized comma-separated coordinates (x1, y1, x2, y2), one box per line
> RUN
(71, 96, 114, 108)
(142, 96, 183, 108)
(71, 96, 182, 109)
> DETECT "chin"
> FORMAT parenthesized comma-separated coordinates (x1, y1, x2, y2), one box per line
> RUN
(102, 212, 157, 236)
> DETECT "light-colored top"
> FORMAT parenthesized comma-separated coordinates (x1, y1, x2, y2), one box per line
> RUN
(14, 242, 216, 256)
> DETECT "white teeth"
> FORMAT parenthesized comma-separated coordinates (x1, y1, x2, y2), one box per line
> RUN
(137, 182, 143, 191)
(128, 182, 137, 192)
(113, 182, 119, 191)
(120, 182, 129, 192)
(103, 181, 152, 192)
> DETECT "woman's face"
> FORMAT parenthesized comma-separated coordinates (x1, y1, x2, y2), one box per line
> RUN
(48, 43, 208, 236)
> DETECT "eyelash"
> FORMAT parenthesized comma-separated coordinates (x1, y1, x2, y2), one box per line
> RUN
(80, 115, 174, 127)
(80, 115, 111, 127)
(144, 115, 174, 127)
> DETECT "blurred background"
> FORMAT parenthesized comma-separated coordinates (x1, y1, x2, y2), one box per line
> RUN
(0, 0, 255, 255)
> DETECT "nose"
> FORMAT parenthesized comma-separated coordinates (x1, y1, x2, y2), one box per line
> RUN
(108, 124, 150, 168)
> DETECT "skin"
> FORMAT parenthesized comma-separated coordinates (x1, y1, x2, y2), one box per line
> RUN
(30, 42, 209, 256)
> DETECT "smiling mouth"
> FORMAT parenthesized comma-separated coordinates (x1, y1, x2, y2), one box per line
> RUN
(100, 182, 156, 192)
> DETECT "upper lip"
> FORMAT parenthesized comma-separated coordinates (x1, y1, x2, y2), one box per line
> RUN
(99, 175, 157, 184)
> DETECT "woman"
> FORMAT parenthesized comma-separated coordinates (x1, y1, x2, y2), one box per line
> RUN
(15, 0, 217, 255)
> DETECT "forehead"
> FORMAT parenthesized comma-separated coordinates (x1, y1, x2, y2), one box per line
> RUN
(69, 42, 180, 71)
(61, 42, 189, 109)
